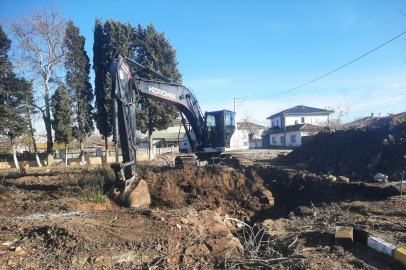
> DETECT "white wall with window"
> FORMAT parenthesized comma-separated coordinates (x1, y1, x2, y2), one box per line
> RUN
(268, 130, 305, 147)
(271, 116, 282, 127)
(284, 113, 329, 126)
(269, 113, 329, 128)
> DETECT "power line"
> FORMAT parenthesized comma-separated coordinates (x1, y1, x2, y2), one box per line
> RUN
(245, 86, 406, 111)
(344, 88, 406, 107)
(248, 31, 406, 101)
(345, 105, 393, 114)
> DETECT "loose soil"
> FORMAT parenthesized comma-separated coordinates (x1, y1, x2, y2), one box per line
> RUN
(282, 118, 406, 181)
(0, 161, 405, 269)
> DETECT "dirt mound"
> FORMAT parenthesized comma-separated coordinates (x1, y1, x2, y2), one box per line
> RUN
(139, 165, 270, 217)
(283, 119, 406, 181)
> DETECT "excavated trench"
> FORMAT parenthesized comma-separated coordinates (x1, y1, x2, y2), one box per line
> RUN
(134, 165, 401, 222)
(1, 165, 399, 221)
(253, 166, 400, 211)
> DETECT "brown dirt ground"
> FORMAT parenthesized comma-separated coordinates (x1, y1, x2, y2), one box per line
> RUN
(0, 163, 405, 269)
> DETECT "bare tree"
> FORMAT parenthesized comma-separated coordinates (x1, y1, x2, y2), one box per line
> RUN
(239, 112, 264, 140)
(313, 107, 349, 130)
(5, 5, 67, 166)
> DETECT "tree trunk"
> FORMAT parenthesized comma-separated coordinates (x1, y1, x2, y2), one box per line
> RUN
(31, 126, 42, 167)
(80, 140, 86, 165)
(148, 129, 154, 161)
(12, 144, 19, 170)
(64, 143, 68, 166)
(44, 103, 53, 166)
(25, 98, 42, 167)
(104, 136, 109, 164)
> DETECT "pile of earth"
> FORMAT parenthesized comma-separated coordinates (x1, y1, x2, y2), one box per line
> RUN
(135, 165, 273, 218)
(282, 118, 406, 181)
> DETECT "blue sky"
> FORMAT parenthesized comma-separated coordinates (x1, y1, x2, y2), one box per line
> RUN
(1, 0, 406, 126)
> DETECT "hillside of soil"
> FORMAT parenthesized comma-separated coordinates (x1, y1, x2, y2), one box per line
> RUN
(283, 118, 406, 181)
(0, 164, 405, 269)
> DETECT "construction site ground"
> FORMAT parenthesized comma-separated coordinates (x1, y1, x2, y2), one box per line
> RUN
(0, 160, 404, 269)
(2, 118, 406, 270)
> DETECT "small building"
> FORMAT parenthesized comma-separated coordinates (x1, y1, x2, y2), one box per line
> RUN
(263, 105, 333, 148)
(139, 119, 189, 148)
(237, 121, 265, 148)
(0, 142, 11, 150)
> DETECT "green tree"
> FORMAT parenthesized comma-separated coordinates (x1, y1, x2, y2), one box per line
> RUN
(132, 23, 182, 160)
(51, 82, 74, 166)
(0, 24, 30, 169)
(0, 24, 12, 73)
(64, 20, 94, 164)
(93, 18, 112, 161)
(104, 19, 135, 59)
(93, 18, 135, 162)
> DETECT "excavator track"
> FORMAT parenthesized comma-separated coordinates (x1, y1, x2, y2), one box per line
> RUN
(175, 153, 252, 168)
(175, 155, 209, 167)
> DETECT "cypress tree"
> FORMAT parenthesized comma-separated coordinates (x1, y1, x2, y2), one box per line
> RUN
(93, 18, 113, 161)
(93, 18, 135, 162)
(51, 82, 74, 166)
(0, 24, 30, 169)
(64, 20, 94, 164)
(132, 23, 182, 160)
(104, 19, 135, 59)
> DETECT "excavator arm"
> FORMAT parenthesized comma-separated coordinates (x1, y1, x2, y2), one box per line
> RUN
(108, 53, 240, 207)
(107, 53, 208, 207)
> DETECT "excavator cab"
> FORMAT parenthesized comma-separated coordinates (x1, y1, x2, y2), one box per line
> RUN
(204, 110, 236, 149)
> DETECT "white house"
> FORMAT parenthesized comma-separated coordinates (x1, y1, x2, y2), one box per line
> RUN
(263, 105, 333, 148)
(237, 121, 265, 148)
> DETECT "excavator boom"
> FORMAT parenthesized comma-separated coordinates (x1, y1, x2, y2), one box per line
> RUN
(107, 53, 240, 207)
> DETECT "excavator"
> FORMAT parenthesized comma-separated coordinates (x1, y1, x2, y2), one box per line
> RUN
(107, 53, 248, 207)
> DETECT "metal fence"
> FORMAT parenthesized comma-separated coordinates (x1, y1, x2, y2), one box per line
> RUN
(0, 147, 178, 163)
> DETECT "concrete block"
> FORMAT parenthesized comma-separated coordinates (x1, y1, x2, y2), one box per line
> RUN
(335, 226, 353, 245)
(367, 236, 397, 256)
(393, 248, 406, 266)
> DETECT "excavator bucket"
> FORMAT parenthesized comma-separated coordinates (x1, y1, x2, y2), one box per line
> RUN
(105, 179, 151, 208)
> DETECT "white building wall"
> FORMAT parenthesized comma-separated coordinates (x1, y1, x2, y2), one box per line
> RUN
(249, 139, 262, 148)
(268, 130, 304, 147)
(270, 116, 282, 128)
(285, 114, 328, 126)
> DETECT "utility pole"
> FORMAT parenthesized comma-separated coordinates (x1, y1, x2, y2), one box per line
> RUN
(234, 95, 250, 114)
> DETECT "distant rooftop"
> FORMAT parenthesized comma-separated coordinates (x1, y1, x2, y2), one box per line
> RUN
(237, 121, 265, 129)
(267, 105, 334, 119)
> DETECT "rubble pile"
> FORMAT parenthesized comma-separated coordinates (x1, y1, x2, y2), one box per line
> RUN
(284, 119, 406, 181)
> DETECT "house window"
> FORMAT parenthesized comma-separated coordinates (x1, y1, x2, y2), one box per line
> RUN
(272, 121, 275, 127)
(301, 117, 305, 123)
(295, 120, 298, 125)
(277, 120, 279, 126)
(280, 136, 284, 144)
(291, 134, 296, 143)
(272, 137, 276, 144)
